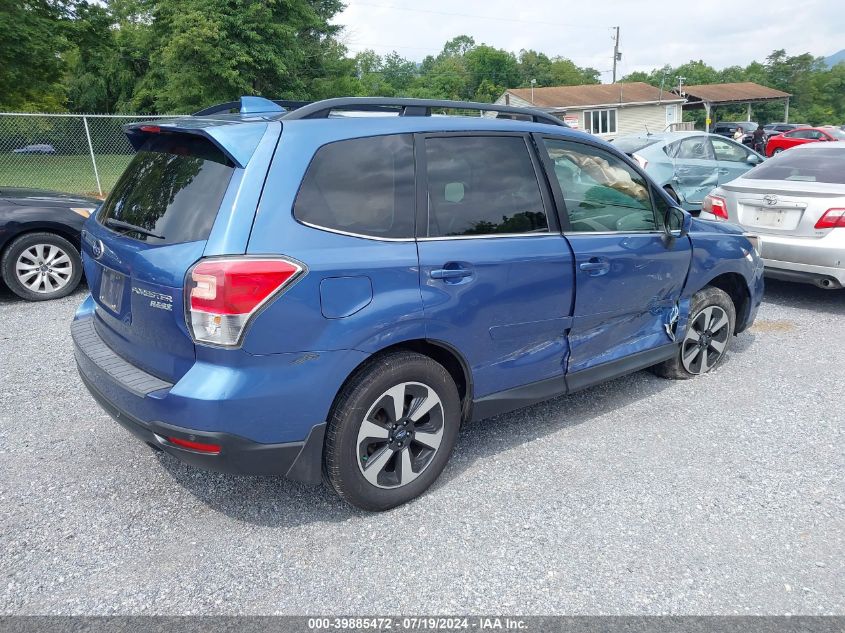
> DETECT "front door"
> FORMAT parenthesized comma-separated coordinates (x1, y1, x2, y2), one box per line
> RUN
(535, 136, 692, 376)
(711, 136, 757, 185)
(415, 133, 575, 400)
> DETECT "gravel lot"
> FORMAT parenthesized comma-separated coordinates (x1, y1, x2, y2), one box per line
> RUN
(1, 279, 842, 615)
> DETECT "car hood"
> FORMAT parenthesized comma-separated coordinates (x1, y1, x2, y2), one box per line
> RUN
(0, 188, 101, 207)
(689, 216, 744, 236)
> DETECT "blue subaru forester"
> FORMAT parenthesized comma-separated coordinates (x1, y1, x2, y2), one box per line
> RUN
(72, 97, 764, 510)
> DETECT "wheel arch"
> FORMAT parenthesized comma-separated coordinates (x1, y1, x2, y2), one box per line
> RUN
(705, 272, 752, 334)
(331, 338, 474, 424)
(0, 223, 82, 257)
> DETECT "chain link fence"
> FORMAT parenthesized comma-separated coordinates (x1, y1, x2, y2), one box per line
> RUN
(0, 113, 173, 198)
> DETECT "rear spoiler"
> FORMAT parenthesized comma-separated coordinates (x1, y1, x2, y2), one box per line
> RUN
(193, 97, 311, 117)
(123, 120, 269, 169)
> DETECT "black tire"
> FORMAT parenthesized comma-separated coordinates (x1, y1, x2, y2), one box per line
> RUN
(773, 148, 784, 154)
(1, 232, 83, 301)
(652, 286, 736, 380)
(323, 351, 461, 511)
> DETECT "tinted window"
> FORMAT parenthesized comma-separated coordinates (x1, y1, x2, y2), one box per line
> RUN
(746, 148, 845, 184)
(98, 135, 234, 245)
(294, 134, 415, 239)
(668, 136, 715, 160)
(712, 137, 751, 162)
(542, 138, 657, 233)
(424, 136, 548, 237)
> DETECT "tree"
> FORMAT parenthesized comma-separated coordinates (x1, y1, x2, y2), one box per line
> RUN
(0, 0, 72, 111)
(137, 0, 344, 113)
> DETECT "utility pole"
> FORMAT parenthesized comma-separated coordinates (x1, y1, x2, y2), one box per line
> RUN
(612, 26, 621, 83)
(531, 78, 536, 104)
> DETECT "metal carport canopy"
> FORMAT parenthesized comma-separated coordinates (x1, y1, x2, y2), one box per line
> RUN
(673, 82, 793, 132)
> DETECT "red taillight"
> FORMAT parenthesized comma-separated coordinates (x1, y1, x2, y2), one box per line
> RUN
(186, 258, 304, 346)
(139, 125, 161, 133)
(814, 208, 845, 229)
(167, 436, 221, 454)
(703, 194, 729, 220)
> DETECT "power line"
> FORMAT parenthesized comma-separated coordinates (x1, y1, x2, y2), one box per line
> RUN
(347, 2, 613, 31)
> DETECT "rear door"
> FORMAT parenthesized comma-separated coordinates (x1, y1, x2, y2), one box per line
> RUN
(81, 131, 255, 382)
(666, 136, 719, 207)
(535, 136, 691, 375)
(416, 133, 575, 399)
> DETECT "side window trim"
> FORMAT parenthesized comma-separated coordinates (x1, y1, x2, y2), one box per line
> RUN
(414, 131, 557, 240)
(535, 134, 663, 235)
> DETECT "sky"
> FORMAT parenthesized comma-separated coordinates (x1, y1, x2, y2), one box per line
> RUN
(333, 0, 845, 82)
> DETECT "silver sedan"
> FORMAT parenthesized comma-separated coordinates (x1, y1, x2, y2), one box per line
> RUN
(700, 143, 845, 290)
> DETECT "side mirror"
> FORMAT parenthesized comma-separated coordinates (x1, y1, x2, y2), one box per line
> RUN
(747, 154, 761, 164)
(664, 206, 692, 239)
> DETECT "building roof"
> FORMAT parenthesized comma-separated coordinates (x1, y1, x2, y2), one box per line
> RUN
(503, 82, 685, 109)
(679, 82, 791, 104)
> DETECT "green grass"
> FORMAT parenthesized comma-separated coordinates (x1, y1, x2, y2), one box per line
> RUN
(0, 154, 133, 198)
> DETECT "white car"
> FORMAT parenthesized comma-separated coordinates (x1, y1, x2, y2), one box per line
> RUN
(701, 143, 845, 290)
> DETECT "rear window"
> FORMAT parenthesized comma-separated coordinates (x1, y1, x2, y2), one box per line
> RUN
(745, 148, 845, 184)
(293, 134, 415, 239)
(98, 134, 234, 245)
(611, 137, 660, 153)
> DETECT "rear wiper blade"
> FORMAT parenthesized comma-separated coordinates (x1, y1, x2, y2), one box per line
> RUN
(104, 218, 165, 240)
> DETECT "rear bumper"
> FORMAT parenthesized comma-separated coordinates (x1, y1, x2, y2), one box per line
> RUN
(72, 295, 368, 480)
(78, 369, 325, 481)
(758, 230, 845, 288)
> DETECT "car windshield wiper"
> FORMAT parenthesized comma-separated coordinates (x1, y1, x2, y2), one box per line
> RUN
(104, 218, 165, 240)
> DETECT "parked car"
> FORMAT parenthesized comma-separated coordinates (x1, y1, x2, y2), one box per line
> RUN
(72, 96, 764, 511)
(612, 132, 764, 213)
(11, 144, 56, 154)
(765, 126, 845, 156)
(711, 121, 758, 147)
(701, 143, 845, 289)
(763, 123, 809, 138)
(0, 188, 98, 300)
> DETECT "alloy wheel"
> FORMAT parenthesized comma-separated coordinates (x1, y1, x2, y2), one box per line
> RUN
(15, 244, 74, 294)
(681, 305, 730, 374)
(356, 381, 445, 489)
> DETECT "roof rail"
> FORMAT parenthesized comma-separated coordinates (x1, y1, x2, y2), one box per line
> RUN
(279, 97, 568, 127)
(193, 98, 312, 117)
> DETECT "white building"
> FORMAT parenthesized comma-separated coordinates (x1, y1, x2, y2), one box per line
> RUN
(496, 82, 686, 138)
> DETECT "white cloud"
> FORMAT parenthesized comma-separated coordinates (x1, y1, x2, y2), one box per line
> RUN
(333, 0, 845, 82)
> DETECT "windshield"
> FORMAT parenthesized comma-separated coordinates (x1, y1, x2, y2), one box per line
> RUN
(745, 147, 845, 184)
(98, 134, 234, 245)
(610, 137, 661, 153)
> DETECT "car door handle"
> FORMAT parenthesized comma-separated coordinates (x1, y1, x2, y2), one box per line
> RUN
(430, 267, 472, 280)
(718, 168, 730, 175)
(676, 167, 691, 174)
(579, 258, 610, 275)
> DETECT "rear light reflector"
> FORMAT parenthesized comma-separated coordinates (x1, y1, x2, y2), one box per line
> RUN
(186, 257, 304, 347)
(814, 208, 845, 229)
(139, 125, 161, 133)
(167, 436, 221, 454)
(703, 194, 729, 220)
